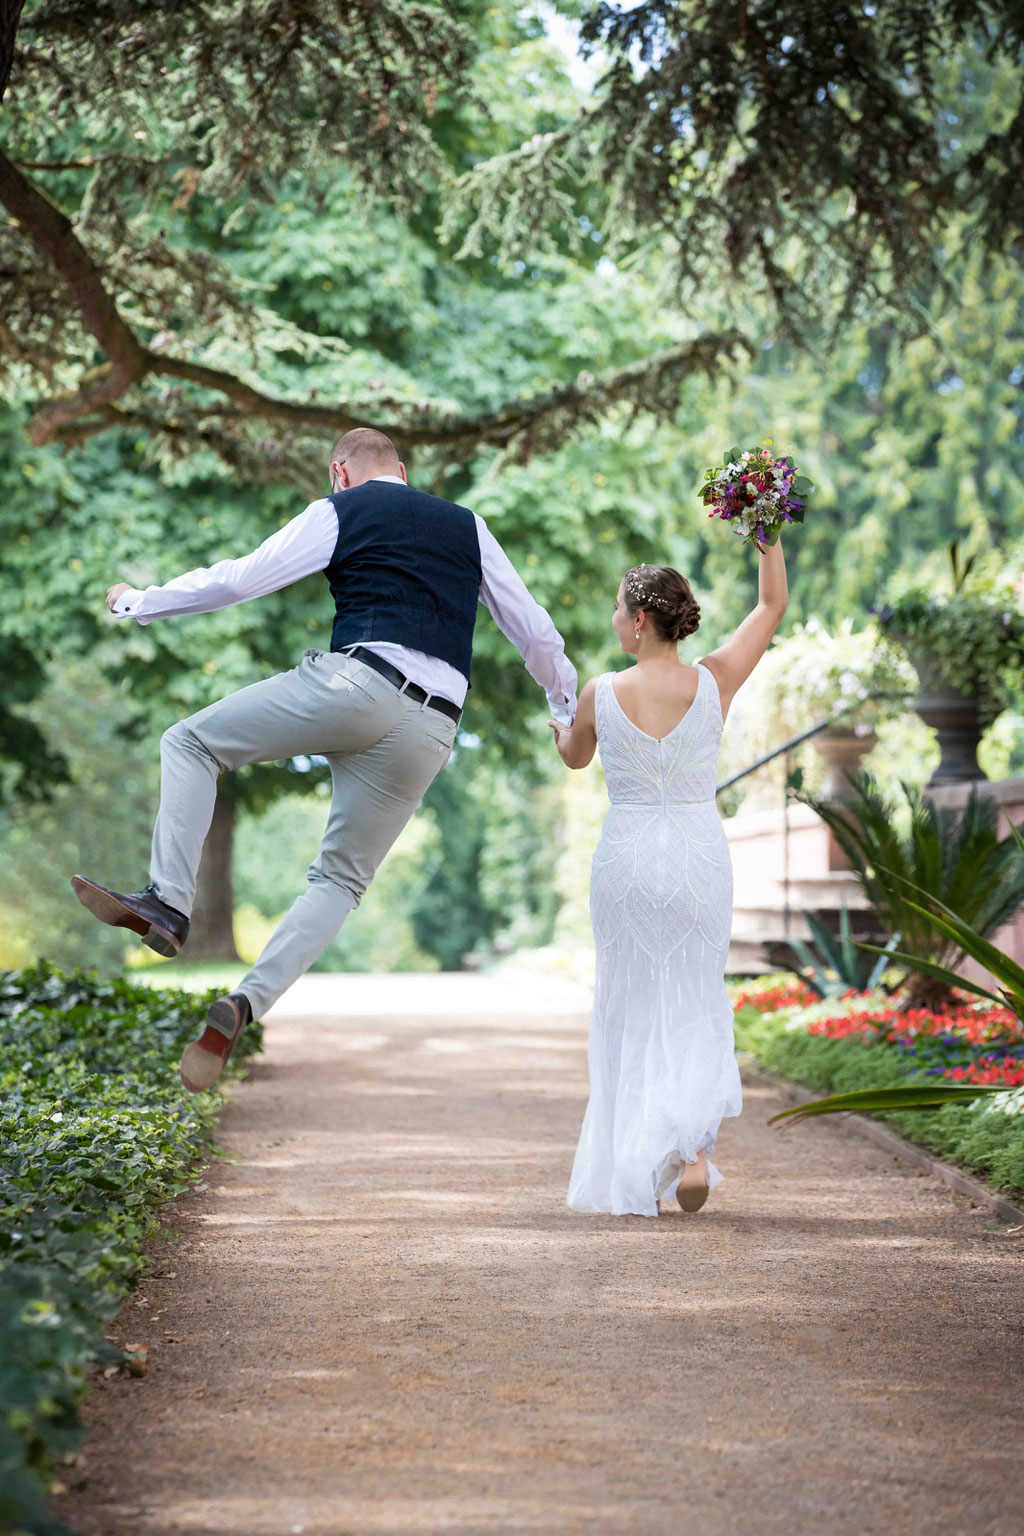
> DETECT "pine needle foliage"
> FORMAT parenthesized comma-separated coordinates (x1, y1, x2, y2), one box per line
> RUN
(2, 4, 1022, 470)
(0, 0, 749, 474)
(446, 2, 1024, 340)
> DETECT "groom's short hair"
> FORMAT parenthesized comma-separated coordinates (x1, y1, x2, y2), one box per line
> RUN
(330, 427, 400, 476)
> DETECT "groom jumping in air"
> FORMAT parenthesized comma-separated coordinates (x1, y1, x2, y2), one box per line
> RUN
(72, 428, 578, 1091)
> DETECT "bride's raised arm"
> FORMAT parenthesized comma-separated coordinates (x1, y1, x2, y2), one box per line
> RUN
(698, 537, 788, 722)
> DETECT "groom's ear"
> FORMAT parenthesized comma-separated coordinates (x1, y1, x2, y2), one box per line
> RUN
(397, 462, 408, 483)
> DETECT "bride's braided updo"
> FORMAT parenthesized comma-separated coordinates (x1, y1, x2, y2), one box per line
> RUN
(623, 563, 701, 642)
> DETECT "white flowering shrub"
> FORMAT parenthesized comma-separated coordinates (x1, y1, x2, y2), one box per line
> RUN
(719, 618, 919, 812)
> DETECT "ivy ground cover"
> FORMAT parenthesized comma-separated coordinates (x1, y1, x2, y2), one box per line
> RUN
(0, 964, 261, 1536)
(731, 975, 1024, 1201)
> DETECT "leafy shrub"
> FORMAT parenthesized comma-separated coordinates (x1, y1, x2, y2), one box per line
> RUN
(749, 615, 915, 736)
(0, 964, 261, 1536)
(877, 542, 1024, 719)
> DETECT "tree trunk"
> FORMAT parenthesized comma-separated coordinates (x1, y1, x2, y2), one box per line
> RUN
(187, 790, 240, 961)
(0, 2, 25, 107)
(901, 968, 958, 1015)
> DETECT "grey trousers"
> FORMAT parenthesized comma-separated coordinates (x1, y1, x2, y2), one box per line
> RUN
(150, 648, 458, 1017)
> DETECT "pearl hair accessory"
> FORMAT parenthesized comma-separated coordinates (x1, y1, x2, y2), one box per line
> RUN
(624, 564, 675, 613)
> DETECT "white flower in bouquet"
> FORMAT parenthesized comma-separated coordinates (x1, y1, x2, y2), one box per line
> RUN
(698, 441, 813, 546)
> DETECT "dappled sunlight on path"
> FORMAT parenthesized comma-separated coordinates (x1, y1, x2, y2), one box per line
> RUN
(60, 975, 1024, 1536)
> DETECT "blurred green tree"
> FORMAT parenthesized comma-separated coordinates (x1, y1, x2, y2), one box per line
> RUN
(0, 1, 743, 474)
(408, 745, 560, 968)
(0, 662, 157, 969)
(3, 3, 1022, 967)
(0, 3, 714, 958)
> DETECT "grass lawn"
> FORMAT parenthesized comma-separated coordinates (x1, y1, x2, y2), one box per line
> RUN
(128, 961, 250, 993)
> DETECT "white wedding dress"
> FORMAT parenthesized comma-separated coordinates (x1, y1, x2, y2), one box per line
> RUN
(567, 663, 742, 1217)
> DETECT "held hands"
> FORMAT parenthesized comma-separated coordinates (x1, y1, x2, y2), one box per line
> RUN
(106, 582, 132, 613)
(548, 684, 596, 770)
(548, 717, 571, 764)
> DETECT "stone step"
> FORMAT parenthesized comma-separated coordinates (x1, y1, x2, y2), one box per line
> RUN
(731, 904, 881, 941)
(726, 937, 775, 976)
(732, 874, 870, 908)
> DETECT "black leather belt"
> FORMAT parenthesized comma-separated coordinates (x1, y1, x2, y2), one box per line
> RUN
(342, 645, 463, 724)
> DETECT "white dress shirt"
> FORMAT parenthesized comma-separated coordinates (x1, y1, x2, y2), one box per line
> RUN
(112, 475, 578, 723)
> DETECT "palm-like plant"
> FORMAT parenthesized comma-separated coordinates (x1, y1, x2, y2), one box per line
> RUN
(767, 905, 902, 999)
(798, 775, 1024, 1012)
(770, 821, 1024, 1127)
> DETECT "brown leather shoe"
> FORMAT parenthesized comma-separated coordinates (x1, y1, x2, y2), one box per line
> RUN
(70, 877, 190, 957)
(180, 994, 252, 1093)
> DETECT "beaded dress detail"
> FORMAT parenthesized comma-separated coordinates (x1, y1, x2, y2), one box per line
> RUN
(567, 663, 742, 1217)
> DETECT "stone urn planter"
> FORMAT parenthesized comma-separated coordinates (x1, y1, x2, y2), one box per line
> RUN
(810, 725, 878, 802)
(903, 642, 987, 787)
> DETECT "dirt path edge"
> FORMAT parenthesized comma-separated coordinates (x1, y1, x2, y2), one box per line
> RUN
(742, 1060, 1024, 1225)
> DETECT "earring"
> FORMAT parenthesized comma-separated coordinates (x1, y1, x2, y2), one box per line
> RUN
(634, 629, 640, 640)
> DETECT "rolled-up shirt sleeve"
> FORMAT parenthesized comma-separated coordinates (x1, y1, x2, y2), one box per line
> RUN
(474, 514, 578, 725)
(112, 498, 340, 625)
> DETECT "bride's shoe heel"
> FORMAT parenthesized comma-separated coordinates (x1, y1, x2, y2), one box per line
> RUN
(676, 1155, 711, 1214)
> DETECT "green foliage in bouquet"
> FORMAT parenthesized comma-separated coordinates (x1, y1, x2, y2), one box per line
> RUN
(0, 965, 261, 1536)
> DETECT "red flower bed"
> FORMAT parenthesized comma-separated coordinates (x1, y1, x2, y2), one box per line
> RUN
(807, 1000, 1024, 1088)
(808, 1003, 1020, 1047)
(732, 979, 1024, 1088)
(946, 1058, 1024, 1087)
(733, 979, 817, 1012)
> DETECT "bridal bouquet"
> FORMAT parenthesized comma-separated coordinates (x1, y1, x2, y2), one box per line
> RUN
(698, 442, 812, 546)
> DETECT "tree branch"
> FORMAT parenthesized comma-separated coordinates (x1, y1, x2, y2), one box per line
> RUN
(57, 402, 306, 479)
(0, 147, 749, 462)
(12, 151, 174, 172)
(0, 148, 148, 422)
(40, 329, 750, 459)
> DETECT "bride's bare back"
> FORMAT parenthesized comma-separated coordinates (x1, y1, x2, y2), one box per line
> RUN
(609, 661, 702, 741)
(551, 538, 788, 771)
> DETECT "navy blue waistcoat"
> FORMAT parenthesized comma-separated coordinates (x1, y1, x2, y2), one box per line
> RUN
(324, 481, 482, 682)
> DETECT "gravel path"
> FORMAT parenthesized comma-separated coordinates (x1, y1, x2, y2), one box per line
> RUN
(59, 974, 1024, 1536)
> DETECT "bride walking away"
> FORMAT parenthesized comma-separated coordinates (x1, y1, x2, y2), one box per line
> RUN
(550, 537, 788, 1216)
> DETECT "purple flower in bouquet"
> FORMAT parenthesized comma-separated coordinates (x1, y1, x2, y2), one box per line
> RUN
(698, 441, 813, 546)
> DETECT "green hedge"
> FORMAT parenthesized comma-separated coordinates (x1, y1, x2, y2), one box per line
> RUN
(0, 965, 262, 1536)
(735, 1005, 1024, 1201)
